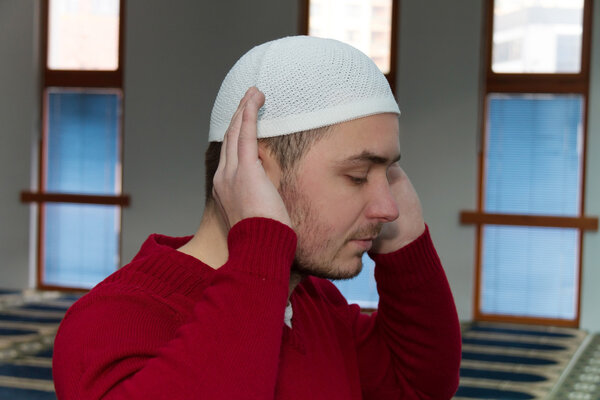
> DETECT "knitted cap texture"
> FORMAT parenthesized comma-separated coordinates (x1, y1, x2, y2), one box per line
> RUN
(208, 36, 400, 142)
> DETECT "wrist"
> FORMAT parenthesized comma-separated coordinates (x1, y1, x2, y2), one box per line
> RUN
(227, 217, 297, 283)
(371, 221, 425, 254)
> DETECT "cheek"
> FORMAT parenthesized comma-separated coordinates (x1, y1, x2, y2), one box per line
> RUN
(304, 190, 366, 239)
(295, 169, 366, 234)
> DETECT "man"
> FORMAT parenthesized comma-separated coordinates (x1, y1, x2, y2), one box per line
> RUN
(53, 36, 461, 399)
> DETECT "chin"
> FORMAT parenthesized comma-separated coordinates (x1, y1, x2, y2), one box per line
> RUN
(292, 256, 364, 281)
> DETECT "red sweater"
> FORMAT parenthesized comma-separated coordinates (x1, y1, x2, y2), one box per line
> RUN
(53, 218, 461, 399)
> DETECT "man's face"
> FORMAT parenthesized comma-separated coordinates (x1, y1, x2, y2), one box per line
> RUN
(279, 113, 401, 280)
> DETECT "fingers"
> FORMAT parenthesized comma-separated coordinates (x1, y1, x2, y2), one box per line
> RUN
(238, 89, 265, 165)
(373, 166, 424, 253)
(224, 90, 251, 170)
(218, 125, 228, 171)
(386, 164, 405, 184)
(220, 87, 263, 172)
(211, 87, 291, 229)
(218, 91, 245, 172)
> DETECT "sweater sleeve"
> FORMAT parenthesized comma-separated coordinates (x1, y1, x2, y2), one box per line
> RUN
(352, 226, 461, 400)
(52, 218, 296, 400)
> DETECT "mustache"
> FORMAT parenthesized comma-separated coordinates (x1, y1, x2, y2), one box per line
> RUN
(348, 224, 383, 241)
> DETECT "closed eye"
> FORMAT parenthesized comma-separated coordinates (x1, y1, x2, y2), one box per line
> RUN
(348, 175, 368, 185)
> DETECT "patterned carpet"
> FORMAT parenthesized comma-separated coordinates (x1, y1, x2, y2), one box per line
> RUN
(549, 333, 600, 399)
(455, 322, 590, 399)
(0, 289, 80, 399)
(1, 290, 599, 399)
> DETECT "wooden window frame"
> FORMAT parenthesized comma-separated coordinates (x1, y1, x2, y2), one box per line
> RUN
(298, 0, 400, 92)
(21, 0, 129, 291)
(460, 0, 597, 328)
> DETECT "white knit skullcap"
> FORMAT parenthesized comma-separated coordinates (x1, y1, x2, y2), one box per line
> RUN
(208, 36, 400, 142)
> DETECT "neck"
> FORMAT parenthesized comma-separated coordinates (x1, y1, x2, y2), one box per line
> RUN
(177, 202, 229, 271)
(288, 271, 304, 299)
(178, 202, 302, 300)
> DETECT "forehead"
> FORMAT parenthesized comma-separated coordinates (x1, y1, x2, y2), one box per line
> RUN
(310, 113, 401, 163)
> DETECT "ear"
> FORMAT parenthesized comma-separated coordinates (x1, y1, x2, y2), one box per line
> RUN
(258, 143, 283, 189)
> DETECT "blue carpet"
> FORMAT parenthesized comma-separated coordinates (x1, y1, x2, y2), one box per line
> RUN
(551, 333, 600, 398)
(35, 348, 53, 358)
(0, 346, 56, 400)
(0, 314, 64, 324)
(461, 351, 557, 365)
(50, 295, 82, 302)
(0, 327, 38, 336)
(468, 325, 576, 339)
(17, 304, 70, 312)
(456, 386, 536, 399)
(0, 364, 53, 380)
(460, 368, 546, 382)
(0, 292, 590, 400)
(462, 337, 566, 351)
(0, 387, 56, 400)
(0, 291, 80, 400)
(456, 322, 586, 399)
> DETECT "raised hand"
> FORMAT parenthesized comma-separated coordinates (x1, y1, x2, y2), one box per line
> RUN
(212, 87, 292, 230)
(372, 165, 425, 254)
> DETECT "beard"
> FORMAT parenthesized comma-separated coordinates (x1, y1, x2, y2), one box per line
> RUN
(279, 174, 382, 280)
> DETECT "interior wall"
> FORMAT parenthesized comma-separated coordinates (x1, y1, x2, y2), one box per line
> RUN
(396, 0, 482, 322)
(581, 0, 600, 332)
(0, 0, 38, 289)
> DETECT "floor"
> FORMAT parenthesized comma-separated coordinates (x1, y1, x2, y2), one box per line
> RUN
(0, 290, 78, 399)
(456, 322, 590, 399)
(0, 289, 599, 399)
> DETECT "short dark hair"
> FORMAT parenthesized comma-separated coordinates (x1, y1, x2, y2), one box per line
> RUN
(204, 126, 331, 205)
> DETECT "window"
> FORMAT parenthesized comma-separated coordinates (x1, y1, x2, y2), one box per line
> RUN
(461, 0, 597, 327)
(300, 0, 398, 87)
(491, 0, 584, 73)
(21, 0, 128, 290)
(333, 256, 378, 309)
(47, 0, 120, 70)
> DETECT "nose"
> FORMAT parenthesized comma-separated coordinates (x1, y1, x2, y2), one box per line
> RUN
(366, 179, 399, 222)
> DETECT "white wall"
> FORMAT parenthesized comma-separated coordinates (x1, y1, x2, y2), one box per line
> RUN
(0, 0, 38, 289)
(1, 0, 599, 331)
(396, 1, 482, 323)
(581, 0, 600, 331)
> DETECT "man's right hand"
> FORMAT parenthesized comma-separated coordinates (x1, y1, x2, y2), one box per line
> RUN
(212, 87, 292, 230)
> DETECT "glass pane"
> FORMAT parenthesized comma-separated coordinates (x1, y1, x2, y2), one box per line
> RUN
(48, 0, 120, 70)
(333, 254, 378, 308)
(485, 94, 583, 216)
(481, 225, 578, 319)
(308, 0, 393, 74)
(43, 203, 120, 289)
(46, 89, 121, 195)
(492, 0, 584, 73)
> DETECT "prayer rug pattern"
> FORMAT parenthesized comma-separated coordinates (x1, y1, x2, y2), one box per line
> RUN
(549, 333, 600, 399)
(0, 290, 80, 400)
(454, 322, 588, 399)
(1, 290, 598, 399)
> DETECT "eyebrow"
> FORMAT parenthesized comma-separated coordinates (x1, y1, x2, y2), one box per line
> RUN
(338, 151, 402, 166)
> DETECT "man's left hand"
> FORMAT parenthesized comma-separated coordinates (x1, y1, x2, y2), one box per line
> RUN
(371, 166, 425, 254)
